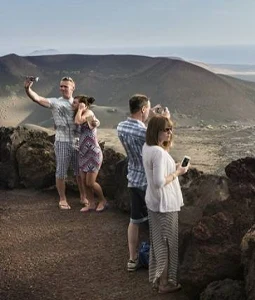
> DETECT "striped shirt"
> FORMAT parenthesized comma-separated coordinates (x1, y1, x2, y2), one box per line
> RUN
(117, 118, 147, 188)
(47, 97, 75, 142)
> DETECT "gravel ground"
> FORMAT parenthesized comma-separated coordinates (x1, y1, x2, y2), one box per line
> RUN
(0, 188, 189, 300)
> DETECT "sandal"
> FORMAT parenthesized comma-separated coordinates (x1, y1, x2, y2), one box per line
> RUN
(95, 202, 109, 213)
(80, 202, 96, 213)
(80, 198, 89, 206)
(58, 202, 71, 210)
(158, 283, 181, 294)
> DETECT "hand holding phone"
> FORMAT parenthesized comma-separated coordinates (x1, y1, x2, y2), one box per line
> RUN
(153, 105, 163, 114)
(162, 107, 170, 118)
(181, 155, 191, 167)
(26, 76, 39, 82)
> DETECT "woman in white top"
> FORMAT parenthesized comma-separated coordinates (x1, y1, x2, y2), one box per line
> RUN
(142, 115, 189, 294)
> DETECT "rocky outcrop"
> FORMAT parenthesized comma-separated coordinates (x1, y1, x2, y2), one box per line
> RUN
(225, 157, 255, 200)
(200, 279, 246, 300)
(97, 147, 125, 199)
(0, 127, 19, 188)
(241, 225, 255, 300)
(0, 126, 55, 189)
(178, 171, 230, 261)
(16, 138, 55, 189)
(179, 157, 255, 299)
(179, 201, 245, 298)
(114, 158, 129, 211)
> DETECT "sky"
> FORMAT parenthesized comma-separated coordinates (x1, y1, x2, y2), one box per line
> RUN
(1, 0, 255, 63)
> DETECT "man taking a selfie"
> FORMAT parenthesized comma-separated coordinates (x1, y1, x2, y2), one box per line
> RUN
(24, 76, 85, 209)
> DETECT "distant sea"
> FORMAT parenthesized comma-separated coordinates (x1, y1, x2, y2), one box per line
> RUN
(152, 45, 255, 65)
(70, 44, 255, 65)
(3, 44, 255, 65)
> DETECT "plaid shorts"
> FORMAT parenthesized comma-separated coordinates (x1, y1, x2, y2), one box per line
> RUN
(54, 141, 79, 179)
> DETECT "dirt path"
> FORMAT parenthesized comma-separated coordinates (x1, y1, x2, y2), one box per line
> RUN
(0, 189, 189, 300)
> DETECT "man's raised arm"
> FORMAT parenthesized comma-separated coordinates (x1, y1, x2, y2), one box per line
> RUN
(24, 79, 50, 108)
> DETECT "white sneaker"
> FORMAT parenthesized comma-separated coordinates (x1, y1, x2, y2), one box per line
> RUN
(127, 258, 140, 272)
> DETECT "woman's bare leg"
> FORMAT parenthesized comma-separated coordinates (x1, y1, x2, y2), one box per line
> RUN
(76, 173, 88, 205)
(80, 172, 96, 211)
(86, 172, 107, 211)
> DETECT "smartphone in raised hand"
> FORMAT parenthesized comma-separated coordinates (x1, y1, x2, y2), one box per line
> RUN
(181, 156, 191, 167)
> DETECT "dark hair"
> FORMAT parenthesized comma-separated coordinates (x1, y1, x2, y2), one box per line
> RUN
(74, 95, 95, 107)
(129, 94, 149, 114)
(146, 116, 173, 150)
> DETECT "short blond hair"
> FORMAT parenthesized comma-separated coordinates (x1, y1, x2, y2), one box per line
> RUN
(61, 76, 75, 83)
(60, 76, 75, 88)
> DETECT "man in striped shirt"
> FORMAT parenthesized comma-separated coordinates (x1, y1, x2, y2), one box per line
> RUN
(117, 94, 151, 272)
(24, 76, 98, 210)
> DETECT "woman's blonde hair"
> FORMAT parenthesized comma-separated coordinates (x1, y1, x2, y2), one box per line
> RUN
(146, 116, 173, 150)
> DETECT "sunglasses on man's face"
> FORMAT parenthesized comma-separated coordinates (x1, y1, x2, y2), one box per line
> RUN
(61, 76, 74, 82)
(162, 127, 172, 133)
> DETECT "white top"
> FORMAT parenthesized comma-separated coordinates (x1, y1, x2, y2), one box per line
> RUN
(47, 97, 75, 142)
(142, 144, 184, 213)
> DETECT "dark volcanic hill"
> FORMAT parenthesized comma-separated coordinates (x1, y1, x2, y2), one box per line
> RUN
(1, 53, 255, 126)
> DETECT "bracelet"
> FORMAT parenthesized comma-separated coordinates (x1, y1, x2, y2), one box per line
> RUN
(172, 173, 177, 181)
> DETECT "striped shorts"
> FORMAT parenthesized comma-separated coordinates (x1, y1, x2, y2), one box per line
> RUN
(54, 141, 79, 179)
(148, 210, 179, 286)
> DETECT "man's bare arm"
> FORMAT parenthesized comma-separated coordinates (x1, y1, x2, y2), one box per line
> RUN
(24, 80, 50, 108)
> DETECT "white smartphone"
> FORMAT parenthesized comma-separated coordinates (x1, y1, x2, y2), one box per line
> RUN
(181, 155, 191, 167)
